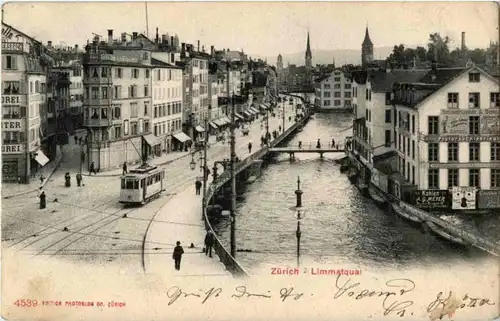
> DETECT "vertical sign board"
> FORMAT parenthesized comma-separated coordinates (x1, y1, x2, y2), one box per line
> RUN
(477, 190, 500, 209)
(414, 190, 449, 210)
(451, 186, 477, 210)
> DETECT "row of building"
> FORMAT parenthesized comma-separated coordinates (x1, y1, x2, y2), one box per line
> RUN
(348, 62, 500, 211)
(1, 23, 279, 182)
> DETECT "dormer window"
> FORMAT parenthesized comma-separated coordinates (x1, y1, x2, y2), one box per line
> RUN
(468, 93, 480, 108)
(447, 93, 458, 108)
(143, 52, 149, 60)
(469, 73, 480, 82)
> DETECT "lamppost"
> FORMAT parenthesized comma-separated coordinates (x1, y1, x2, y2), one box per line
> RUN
(289, 176, 305, 267)
(189, 118, 209, 220)
(229, 92, 237, 258)
(282, 97, 286, 132)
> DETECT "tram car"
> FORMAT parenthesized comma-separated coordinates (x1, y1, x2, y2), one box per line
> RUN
(119, 164, 165, 205)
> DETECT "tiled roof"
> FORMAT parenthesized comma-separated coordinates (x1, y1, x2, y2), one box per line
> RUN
(369, 69, 430, 92)
(418, 67, 463, 85)
(314, 74, 330, 83)
(151, 57, 181, 69)
(351, 70, 368, 84)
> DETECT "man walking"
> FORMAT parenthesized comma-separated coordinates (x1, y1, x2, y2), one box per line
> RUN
(89, 161, 97, 175)
(331, 138, 336, 149)
(204, 230, 215, 258)
(76, 173, 82, 187)
(74, 135, 78, 145)
(122, 162, 128, 175)
(195, 179, 202, 195)
(39, 190, 46, 209)
(172, 241, 184, 271)
(248, 142, 252, 154)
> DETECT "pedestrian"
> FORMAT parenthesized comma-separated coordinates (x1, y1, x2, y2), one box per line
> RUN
(331, 138, 336, 149)
(298, 141, 302, 149)
(64, 172, 71, 187)
(289, 116, 292, 122)
(39, 174, 45, 184)
(279, 125, 282, 132)
(78, 137, 82, 145)
(172, 241, 184, 271)
(122, 162, 128, 175)
(76, 173, 82, 187)
(74, 135, 78, 144)
(316, 139, 321, 149)
(89, 161, 97, 175)
(248, 142, 252, 154)
(39, 191, 46, 209)
(204, 230, 215, 258)
(195, 179, 202, 195)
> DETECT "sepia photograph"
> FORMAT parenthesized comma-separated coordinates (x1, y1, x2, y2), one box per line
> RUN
(1, 1, 499, 320)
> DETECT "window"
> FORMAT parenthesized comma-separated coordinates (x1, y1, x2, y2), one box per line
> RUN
(334, 84, 341, 89)
(385, 110, 391, 123)
(334, 77, 340, 82)
(411, 166, 415, 185)
(324, 100, 331, 106)
(145, 69, 150, 79)
(428, 116, 439, 134)
(132, 69, 139, 78)
(114, 126, 122, 139)
(144, 85, 149, 97)
(101, 67, 108, 77)
(345, 100, 351, 106)
(448, 142, 458, 162)
(115, 68, 122, 78)
(468, 93, 480, 108)
(469, 116, 480, 135)
(112, 104, 121, 119)
(366, 89, 369, 99)
(469, 169, 480, 187)
(491, 169, 500, 188)
(131, 122, 138, 135)
(490, 93, 500, 108)
(113, 85, 121, 99)
(448, 168, 459, 188)
(3, 81, 20, 94)
(4, 56, 17, 69)
(385, 92, 392, 105)
(324, 91, 331, 98)
(428, 169, 439, 189)
(92, 68, 98, 78)
(411, 115, 415, 134)
(468, 73, 480, 82)
(469, 142, 480, 161)
(334, 100, 341, 106)
(447, 93, 459, 108)
(412, 140, 415, 159)
(324, 84, 330, 89)
(144, 121, 150, 133)
(344, 84, 351, 89)
(128, 85, 137, 98)
(334, 92, 341, 98)
(101, 87, 108, 99)
(492, 143, 500, 161)
(91, 87, 99, 99)
(344, 92, 351, 98)
(144, 102, 149, 116)
(428, 143, 439, 162)
(130, 103, 138, 118)
(384, 130, 391, 147)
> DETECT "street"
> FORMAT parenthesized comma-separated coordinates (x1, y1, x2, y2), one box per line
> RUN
(1, 98, 300, 275)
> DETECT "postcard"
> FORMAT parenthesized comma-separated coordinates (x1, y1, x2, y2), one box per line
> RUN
(1, 1, 499, 320)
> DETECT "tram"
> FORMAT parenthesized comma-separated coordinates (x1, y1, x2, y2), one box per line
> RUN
(119, 165, 165, 205)
(119, 135, 166, 205)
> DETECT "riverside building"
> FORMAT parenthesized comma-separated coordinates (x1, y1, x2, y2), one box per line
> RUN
(82, 31, 154, 171)
(314, 69, 352, 112)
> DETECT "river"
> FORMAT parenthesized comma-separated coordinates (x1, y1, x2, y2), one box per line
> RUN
(213, 112, 494, 274)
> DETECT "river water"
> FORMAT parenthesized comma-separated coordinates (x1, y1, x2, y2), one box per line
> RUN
(213, 112, 495, 274)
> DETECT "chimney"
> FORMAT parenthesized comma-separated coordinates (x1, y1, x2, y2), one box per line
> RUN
(74, 44, 79, 52)
(170, 36, 174, 48)
(227, 48, 230, 52)
(162, 34, 168, 44)
(155, 27, 159, 44)
(47, 41, 52, 48)
(132, 32, 138, 41)
(181, 42, 186, 58)
(197, 40, 200, 52)
(210, 45, 215, 56)
(461, 32, 466, 51)
(121, 33, 127, 43)
(107, 29, 113, 45)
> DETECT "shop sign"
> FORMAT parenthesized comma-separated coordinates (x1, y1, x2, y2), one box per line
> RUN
(477, 190, 500, 209)
(414, 190, 449, 209)
(451, 186, 477, 210)
(429, 162, 498, 169)
(2, 42, 23, 52)
(438, 136, 500, 143)
(2, 120, 23, 130)
(440, 114, 468, 135)
(1, 95, 22, 105)
(481, 116, 500, 136)
(441, 108, 500, 116)
(2, 144, 24, 154)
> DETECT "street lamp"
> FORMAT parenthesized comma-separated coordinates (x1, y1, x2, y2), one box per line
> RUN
(289, 176, 305, 268)
(189, 118, 209, 220)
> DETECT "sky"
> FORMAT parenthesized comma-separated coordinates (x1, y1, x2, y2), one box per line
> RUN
(2, 1, 498, 58)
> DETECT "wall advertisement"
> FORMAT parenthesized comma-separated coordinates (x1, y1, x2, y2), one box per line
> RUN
(477, 190, 500, 209)
(451, 186, 477, 210)
(414, 190, 449, 210)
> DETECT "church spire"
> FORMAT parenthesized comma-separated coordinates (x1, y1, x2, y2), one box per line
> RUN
(305, 31, 312, 69)
(362, 26, 373, 47)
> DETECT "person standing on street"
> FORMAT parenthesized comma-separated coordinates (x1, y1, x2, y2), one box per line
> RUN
(172, 241, 184, 271)
(316, 139, 321, 149)
(204, 230, 215, 258)
(195, 179, 202, 195)
(331, 138, 336, 149)
(74, 135, 78, 144)
(39, 191, 46, 209)
(122, 162, 128, 175)
(76, 173, 82, 187)
(248, 142, 252, 154)
(89, 161, 97, 175)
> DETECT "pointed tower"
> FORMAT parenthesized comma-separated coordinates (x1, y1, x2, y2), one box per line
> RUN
(361, 26, 374, 67)
(305, 31, 312, 69)
(277, 53, 283, 70)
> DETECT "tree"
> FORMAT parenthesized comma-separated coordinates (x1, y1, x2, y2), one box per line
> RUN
(427, 33, 451, 64)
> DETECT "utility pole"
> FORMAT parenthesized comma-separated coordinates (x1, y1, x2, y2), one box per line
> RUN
(282, 99, 286, 132)
(295, 176, 303, 268)
(202, 117, 209, 221)
(230, 92, 237, 258)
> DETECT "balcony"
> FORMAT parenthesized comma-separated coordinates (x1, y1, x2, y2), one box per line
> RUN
(84, 118, 112, 127)
(84, 98, 112, 106)
(82, 77, 112, 85)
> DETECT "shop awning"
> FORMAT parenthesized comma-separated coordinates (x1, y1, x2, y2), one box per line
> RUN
(195, 125, 205, 132)
(34, 150, 50, 166)
(214, 118, 227, 126)
(234, 112, 244, 120)
(209, 121, 218, 129)
(246, 109, 256, 115)
(259, 104, 268, 110)
(172, 131, 192, 143)
(222, 116, 232, 124)
(250, 107, 260, 114)
(143, 134, 160, 147)
(243, 111, 252, 117)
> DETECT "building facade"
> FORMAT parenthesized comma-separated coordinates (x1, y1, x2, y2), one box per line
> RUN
(151, 58, 184, 154)
(314, 69, 352, 111)
(82, 32, 154, 171)
(2, 22, 51, 182)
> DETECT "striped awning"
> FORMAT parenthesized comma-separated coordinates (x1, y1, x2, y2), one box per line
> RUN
(259, 104, 268, 110)
(234, 112, 244, 120)
(143, 134, 160, 146)
(222, 116, 232, 124)
(195, 125, 205, 132)
(243, 111, 252, 117)
(213, 118, 226, 126)
(249, 107, 260, 114)
(209, 121, 218, 129)
(172, 131, 192, 143)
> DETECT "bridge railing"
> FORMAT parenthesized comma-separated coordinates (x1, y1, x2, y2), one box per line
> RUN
(270, 142, 345, 151)
(202, 109, 310, 277)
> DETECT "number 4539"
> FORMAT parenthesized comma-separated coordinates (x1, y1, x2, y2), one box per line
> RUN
(14, 299, 38, 307)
